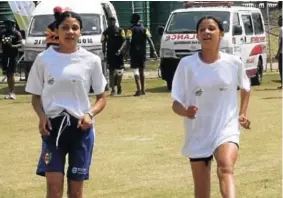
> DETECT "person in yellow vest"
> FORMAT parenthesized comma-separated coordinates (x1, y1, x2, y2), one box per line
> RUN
(120, 13, 158, 96)
(45, 6, 62, 48)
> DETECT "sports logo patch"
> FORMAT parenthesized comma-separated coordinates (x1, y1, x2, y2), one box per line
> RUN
(44, 152, 52, 165)
(72, 167, 78, 174)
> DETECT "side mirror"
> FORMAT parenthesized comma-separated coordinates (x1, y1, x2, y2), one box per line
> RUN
(233, 25, 242, 36)
(20, 30, 26, 39)
(157, 26, 164, 36)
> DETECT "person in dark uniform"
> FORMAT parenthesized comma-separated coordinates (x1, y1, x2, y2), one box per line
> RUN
(44, 6, 62, 48)
(101, 16, 125, 96)
(121, 13, 158, 96)
(276, 15, 282, 89)
(0, 18, 22, 100)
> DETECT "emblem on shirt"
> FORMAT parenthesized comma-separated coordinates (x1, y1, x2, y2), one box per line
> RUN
(219, 87, 228, 91)
(44, 152, 52, 165)
(195, 88, 203, 96)
(47, 77, 55, 85)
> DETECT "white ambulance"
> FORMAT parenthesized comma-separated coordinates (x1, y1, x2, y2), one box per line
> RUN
(158, 2, 267, 90)
(22, 0, 118, 81)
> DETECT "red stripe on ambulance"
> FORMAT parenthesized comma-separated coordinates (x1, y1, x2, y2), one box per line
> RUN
(249, 44, 264, 56)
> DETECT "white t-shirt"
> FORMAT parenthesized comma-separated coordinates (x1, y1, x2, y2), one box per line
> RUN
(171, 52, 250, 158)
(25, 46, 107, 119)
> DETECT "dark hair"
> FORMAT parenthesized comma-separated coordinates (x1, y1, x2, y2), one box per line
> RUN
(108, 16, 116, 21)
(196, 16, 224, 32)
(56, 11, 83, 29)
(131, 13, 140, 24)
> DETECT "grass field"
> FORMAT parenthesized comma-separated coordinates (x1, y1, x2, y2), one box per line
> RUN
(0, 73, 281, 198)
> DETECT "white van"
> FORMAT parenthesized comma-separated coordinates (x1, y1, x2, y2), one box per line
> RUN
(22, 0, 118, 80)
(158, 2, 267, 90)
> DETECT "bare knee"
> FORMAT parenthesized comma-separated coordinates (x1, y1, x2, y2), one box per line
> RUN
(68, 190, 82, 198)
(46, 178, 64, 198)
(217, 163, 234, 178)
(67, 180, 83, 198)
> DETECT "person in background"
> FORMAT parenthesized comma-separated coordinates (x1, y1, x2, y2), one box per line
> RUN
(101, 16, 125, 96)
(171, 16, 251, 198)
(276, 15, 282, 89)
(0, 18, 22, 100)
(120, 13, 158, 96)
(45, 6, 62, 48)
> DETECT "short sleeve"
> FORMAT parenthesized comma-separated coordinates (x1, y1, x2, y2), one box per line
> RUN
(126, 29, 132, 40)
(145, 28, 151, 38)
(15, 31, 22, 42)
(237, 58, 251, 92)
(120, 29, 125, 39)
(25, 55, 44, 95)
(171, 58, 187, 107)
(91, 56, 107, 95)
(101, 30, 107, 43)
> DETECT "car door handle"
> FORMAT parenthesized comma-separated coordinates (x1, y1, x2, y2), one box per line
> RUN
(240, 37, 246, 42)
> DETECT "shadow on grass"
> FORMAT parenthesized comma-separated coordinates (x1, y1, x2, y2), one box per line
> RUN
(0, 83, 29, 95)
(146, 86, 169, 93)
(253, 87, 281, 92)
(272, 80, 281, 83)
(262, 96, 282, 100)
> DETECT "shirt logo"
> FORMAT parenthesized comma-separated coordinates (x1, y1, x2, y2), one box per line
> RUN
(195, 88, 203, 96)
(219, 87, 228, 91)
(47, 77, 55, 85)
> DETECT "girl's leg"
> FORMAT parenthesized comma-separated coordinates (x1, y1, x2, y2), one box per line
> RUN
(67, 180, 83, 198)
(46, 172, 64, 198)
(214, 142, 238, 198)
(190, 157, 212, 198)
(67, 126, 95, 198)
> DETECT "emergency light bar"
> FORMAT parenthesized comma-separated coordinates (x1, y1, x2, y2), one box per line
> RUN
(183, 1, 234, 8)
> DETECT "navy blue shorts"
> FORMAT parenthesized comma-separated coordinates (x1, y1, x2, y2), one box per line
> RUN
(36, 112, 95, 181)
(2, 55, 17, 76)
(130, 55, 145, 69)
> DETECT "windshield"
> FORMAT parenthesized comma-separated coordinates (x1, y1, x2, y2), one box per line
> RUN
(29, 14, 101, 36)
(166, 11, 230, 33)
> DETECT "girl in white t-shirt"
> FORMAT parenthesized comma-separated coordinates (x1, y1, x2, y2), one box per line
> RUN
(171, 16, 251, 198)
(25, 11, 107, 198)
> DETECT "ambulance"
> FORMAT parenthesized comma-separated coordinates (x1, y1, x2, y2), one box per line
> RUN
(158, 2, 267, 90)
(22, 0, 118, 81)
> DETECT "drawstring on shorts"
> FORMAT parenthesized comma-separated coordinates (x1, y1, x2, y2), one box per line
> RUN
(55, 111, 71, 149)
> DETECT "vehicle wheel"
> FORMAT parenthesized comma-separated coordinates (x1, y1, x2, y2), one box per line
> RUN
(166, 78, 172, 91)
(251, 58, 263, 86)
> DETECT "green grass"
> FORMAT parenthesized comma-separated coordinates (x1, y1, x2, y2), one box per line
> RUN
(0, 73, 281, 198)
(267, 27, 280, 62)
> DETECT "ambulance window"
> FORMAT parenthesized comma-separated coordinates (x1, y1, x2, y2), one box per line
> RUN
(252, 13, 264, 35)
(102, 16, 107, 31)
(233, 13, 240, 25)
(241, 15, 254, 35)
(166, 11, 230, 33)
